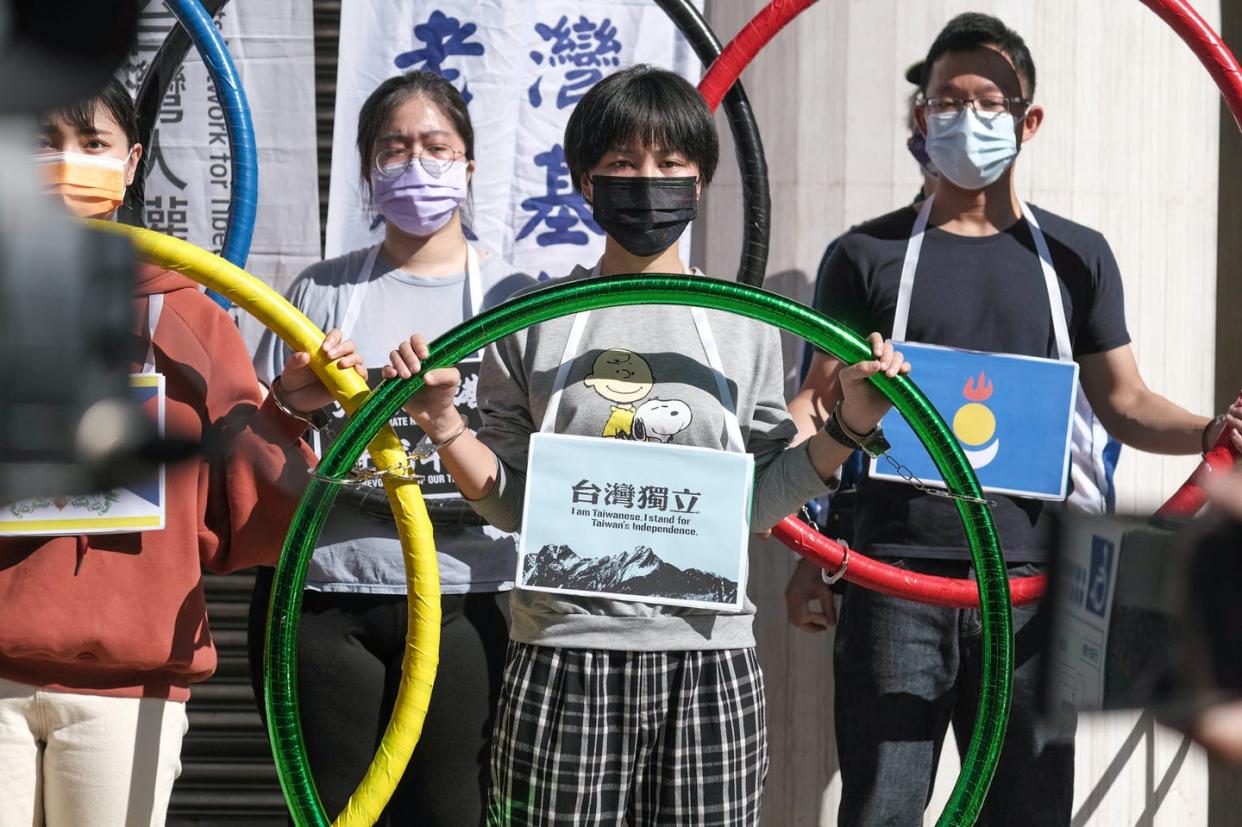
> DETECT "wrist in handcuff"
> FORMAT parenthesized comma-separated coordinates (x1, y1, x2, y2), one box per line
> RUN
(825, 398, 889, 458)
(270, 376, 331, 431)
(836, 399, 877, 438)
(424, 412, 470, 453)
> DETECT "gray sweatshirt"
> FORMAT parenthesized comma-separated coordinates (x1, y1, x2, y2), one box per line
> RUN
(473, 267, 833, 650)
(253, 245, 534, 594)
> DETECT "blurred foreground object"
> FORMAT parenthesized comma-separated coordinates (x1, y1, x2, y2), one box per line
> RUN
(1045, 507, 1242, 724)
(0, 0, 173, 506)
(0, 0, 139, 113)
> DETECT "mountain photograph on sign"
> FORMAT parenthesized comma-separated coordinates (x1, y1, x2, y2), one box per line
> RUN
(522, 543, 738, 604)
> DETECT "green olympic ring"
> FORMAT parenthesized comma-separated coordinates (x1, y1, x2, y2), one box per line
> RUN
(267, 275, 1011, 827)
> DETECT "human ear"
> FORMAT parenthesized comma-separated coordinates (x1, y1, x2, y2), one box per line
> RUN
(126, 144, 144, 187)
(915, 105, 929, 138)
(1020, 104, 1044, 144)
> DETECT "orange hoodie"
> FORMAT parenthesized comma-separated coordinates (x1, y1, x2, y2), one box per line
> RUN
(0, 264, 316, 701)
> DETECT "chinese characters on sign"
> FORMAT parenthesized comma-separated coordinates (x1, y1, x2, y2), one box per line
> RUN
(516, 144, 602, 247)
(528, 15, 622, 109)
(118, 3, 197, 240)
(571, 478, 702, 514)
(394, 10, 485, 102)
(327, 1, 702, 279)
(117, 0, 320, 351)
(519, 431, 750, 609)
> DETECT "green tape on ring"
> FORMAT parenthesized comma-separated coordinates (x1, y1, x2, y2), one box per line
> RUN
(267, 275, 1013, 827)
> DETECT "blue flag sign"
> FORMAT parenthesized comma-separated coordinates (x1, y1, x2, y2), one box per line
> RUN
(870, 342, 1079, 500)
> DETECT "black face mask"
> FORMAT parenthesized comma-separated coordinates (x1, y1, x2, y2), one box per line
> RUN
(588, 175, 698, 258)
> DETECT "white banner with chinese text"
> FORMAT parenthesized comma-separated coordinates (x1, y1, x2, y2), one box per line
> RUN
(118, 0, 320, 349)
(326, 0, 702, 280)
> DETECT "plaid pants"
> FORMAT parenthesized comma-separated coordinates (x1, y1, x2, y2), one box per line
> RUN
(488, 643, 768, 826)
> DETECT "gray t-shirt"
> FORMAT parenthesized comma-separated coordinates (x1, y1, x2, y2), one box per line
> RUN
(253, 245, 535, 594)
(472, 266, 834, 650)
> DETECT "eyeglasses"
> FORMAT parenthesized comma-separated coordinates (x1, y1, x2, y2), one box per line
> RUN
(922, 96, 1030, 119)
(374, 145, 464, 179)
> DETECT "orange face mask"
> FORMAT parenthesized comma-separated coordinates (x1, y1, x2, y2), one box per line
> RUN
(35, 152, 130, 219)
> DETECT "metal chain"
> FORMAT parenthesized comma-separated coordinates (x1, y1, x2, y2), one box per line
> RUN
(309, 452, 427, 487)
(880, 454, 997, 507)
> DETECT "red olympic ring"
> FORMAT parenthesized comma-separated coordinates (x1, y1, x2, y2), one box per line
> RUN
(698, 0, 1242, 607)
(1157, 391, 1242, 516)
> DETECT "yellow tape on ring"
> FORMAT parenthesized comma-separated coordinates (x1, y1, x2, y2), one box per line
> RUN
(92, 222, 437, 826)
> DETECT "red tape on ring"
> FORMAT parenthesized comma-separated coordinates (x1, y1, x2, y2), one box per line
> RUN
(1140, 0, 1242, 131)
(697, 0, 817, 113)
(1157, 392, 1242, 517)
(771, 517, 1049, 608)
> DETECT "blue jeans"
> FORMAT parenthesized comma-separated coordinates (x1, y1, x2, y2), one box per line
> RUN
(834, 558, 1075, 827)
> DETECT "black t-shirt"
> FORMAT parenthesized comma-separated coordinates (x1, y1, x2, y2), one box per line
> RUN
(815, 203, 1131, 562)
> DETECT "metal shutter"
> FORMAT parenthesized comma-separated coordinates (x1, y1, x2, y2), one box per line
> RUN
(168, 573, 285, 823)
(169, 4, 342, 822)
(313, 0, 342, 254)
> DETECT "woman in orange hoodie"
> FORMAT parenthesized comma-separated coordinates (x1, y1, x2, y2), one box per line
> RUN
(0, 78, 359, 826)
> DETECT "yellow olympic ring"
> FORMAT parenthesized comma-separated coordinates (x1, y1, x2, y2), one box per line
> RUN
(91, 221, 436, 826)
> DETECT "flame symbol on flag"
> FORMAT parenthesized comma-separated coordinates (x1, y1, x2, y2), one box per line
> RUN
(953, 370, 1000, 469)
(963, 370, 993, 402)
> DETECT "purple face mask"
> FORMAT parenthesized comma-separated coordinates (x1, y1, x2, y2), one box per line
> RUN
(907, 133, 940, 179)
(373, 160, 468, 237)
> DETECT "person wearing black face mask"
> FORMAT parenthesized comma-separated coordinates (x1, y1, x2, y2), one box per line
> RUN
(587, 174, 699, 257)
(384, 65, 907, 824)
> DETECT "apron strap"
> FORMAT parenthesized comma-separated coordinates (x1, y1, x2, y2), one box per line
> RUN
(690, 306, 745, 452)
(143, 294, 164, 374)
(463, 244, 484, 359)
(541, 309, 591, 433)
(339, 244, 383, 339)
(465, 244, 483, 318)
(1019, 202, 1073, 361)
(541, 261, 604, 433)
(892, 196, 935, 342)
(895, 195, 1072, 362)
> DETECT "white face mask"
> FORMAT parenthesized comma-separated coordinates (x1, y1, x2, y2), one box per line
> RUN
(924, 109, 1018, 191)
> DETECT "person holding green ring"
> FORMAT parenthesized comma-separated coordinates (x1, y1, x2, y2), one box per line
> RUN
(386, 64, 909, 825)
(250, 70, 533, 825)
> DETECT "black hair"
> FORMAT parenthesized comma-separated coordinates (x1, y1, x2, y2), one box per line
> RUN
(57, 77, 140, 147)
(50, 78, 142, 224)
(564, 64, 718, 193)
(922, 13, 1036, 100)
(355, 71, 474, 198)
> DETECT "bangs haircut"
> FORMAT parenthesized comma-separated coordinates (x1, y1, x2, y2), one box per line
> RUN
(922, 12, 1037, 100)
(56, 77, 140, 147)
(564, 64, 718, 193)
